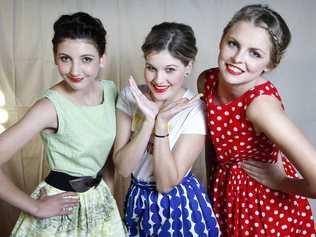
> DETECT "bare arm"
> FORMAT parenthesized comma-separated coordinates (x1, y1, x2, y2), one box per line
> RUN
(153, 132, 205, 193)
(153, 96, 204, 193)
(245, 95, 316, 198)
(0, 99, 79, 217)
(113, 110, 154, 177)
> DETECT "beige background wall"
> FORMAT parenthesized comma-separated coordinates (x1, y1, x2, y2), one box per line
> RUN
(0, 0, 316, 236)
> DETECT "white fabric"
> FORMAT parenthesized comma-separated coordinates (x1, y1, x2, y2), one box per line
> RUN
(116, 85, 206, 182)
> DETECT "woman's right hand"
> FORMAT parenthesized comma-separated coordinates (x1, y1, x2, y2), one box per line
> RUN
(33, 188, 79, 218)
(129, 76, 159, 122)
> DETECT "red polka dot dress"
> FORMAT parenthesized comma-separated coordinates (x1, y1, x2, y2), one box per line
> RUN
(204, 68, 316, 237)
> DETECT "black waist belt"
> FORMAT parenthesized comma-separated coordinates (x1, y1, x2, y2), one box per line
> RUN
(45, 170, 103, 193)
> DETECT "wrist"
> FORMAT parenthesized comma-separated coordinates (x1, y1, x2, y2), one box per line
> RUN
(28, 199, 40, 217)
(154, 120, 168, 135)
(143, 118, 155, 129)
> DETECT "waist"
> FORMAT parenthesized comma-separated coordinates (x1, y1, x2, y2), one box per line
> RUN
(131, 172, 193, 191)
(45, 169, 103, 193)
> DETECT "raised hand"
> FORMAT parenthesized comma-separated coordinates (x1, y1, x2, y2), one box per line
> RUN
(156, 93, 202, 124)
(129, 76, 159, 122)
(240, 154, 287, 191)
(33, 188, 79, 218)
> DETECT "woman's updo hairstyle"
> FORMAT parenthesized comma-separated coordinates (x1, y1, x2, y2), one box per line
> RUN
(52, 12, 106, 56)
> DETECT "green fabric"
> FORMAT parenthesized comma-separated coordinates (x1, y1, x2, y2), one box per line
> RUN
(40, 80, 117, 177)
(11, 180, 126, 237)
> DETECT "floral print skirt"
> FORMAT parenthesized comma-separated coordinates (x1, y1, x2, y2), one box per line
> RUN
(11, 179, 126, 237)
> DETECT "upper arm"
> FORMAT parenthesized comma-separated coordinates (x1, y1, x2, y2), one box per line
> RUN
(172, 134, 205, 179)
(113, 110, 132, 157)
(0, 98, 57, 165)
(246, 95, 316, 170)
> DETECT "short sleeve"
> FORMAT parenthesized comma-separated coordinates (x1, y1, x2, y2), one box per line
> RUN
(116, 86, 135, 116)
(181, 101, 207, 135)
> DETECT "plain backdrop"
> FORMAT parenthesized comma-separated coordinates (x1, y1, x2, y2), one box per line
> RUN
(0, 0, 315, 236)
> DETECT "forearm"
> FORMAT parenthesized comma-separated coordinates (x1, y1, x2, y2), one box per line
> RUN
(278, 177, 316, 198)
(114, 120, 154, 177)
(153, 120, 179, 193)
(0, 168, 38, 215)
(153, 137, 179, 193)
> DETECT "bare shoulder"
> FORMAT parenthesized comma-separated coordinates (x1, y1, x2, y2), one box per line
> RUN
(246, 95, 284, 132)
(21, 98, 58, 130)
(197, 69, 210, 94)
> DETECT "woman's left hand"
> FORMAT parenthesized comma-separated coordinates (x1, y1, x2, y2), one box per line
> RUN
(240, 155, 287, 191)
(156, 94, 202, 123)
(129, 76, 159, 122)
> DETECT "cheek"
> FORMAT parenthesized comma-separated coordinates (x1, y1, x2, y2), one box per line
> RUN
(144, 70, 154, 83)
(248, 61, 270, 73)
(85, 64, 100, 75)
(57, 63, 69, 74)
(170, 73, 185, 86)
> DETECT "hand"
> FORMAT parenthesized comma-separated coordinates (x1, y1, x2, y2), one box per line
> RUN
(240, 155, 287, 191)
(129, 76, 159, 122)
(33, 188, 79, 218)
(156, 93, 202, 124)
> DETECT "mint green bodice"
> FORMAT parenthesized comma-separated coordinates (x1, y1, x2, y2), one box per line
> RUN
(41, 80, 117, 177)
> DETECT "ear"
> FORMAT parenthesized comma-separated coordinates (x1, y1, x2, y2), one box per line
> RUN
(185, 60, 193, 75)
(99, 54, 106, 68)
(263, 64, 273, 73)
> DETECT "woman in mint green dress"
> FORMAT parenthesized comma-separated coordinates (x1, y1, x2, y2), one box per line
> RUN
(0, 12, 126, 236)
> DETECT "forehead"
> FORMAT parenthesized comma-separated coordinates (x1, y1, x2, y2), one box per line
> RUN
(56, 38, 99, 55)
(146, 50, 184, 67)
(225, 21, 272, 52)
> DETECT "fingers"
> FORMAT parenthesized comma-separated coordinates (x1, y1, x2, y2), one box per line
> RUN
(39, 188, 47, 199)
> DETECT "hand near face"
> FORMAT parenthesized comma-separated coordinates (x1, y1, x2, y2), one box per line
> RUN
(129, 76, 159, 122)
(156, 94, 202, 124)
(240, 154, 287, 191)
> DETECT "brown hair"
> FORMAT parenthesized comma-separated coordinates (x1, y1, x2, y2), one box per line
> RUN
(222, 4, 291, 68)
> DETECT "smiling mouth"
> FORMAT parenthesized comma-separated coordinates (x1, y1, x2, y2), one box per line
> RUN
(68, 76, 83, 83)
(152, 84, 169, 93)
(226, 64, 244, 76)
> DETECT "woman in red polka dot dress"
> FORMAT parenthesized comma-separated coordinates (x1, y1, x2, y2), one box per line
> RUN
(198, 4, 316, 237)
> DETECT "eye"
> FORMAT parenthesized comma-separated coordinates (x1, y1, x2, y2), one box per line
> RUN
(249, 50, 262, 58)
(145, 65, 156, 71)
(165, 67, 176, 73)
(81, 57, 93, 63)
(227, 40, 238, 48)
(59, 55, 70, 62)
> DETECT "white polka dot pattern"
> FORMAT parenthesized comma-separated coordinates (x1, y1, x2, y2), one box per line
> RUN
(204, 68, 316, 236)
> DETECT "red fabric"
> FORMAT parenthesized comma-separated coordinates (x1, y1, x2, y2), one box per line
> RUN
(204, 68, 316, 236)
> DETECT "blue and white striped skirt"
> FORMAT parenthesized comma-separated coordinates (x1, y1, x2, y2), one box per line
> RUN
(124, 173, 220, 237)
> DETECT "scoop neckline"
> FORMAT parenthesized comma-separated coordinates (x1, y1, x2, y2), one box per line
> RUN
(210, 79, 270, 107)
(49, 82, 105, 108)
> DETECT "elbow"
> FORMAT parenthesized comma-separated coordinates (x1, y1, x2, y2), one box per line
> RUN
(117, 168, 131, 178)
(157, 185, 173, 194)
(156, 177, 181, 194)
(113, 155, 132, 178)
(115, 164, 132, 178)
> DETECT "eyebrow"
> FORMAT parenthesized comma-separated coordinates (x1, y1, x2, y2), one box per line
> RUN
(227, 36, 268, 55)
(57, 53, 96, 58)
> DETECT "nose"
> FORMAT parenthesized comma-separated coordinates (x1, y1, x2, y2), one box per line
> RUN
(232, 50, 245, 63)
(70, 61, 80, 76)
(154, 71, 165, 84)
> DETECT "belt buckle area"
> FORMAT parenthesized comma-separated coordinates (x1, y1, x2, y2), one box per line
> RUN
(69, 176, 95, 192)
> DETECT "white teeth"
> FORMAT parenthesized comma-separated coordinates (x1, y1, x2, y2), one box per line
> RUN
(228, 64, 243, 73)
